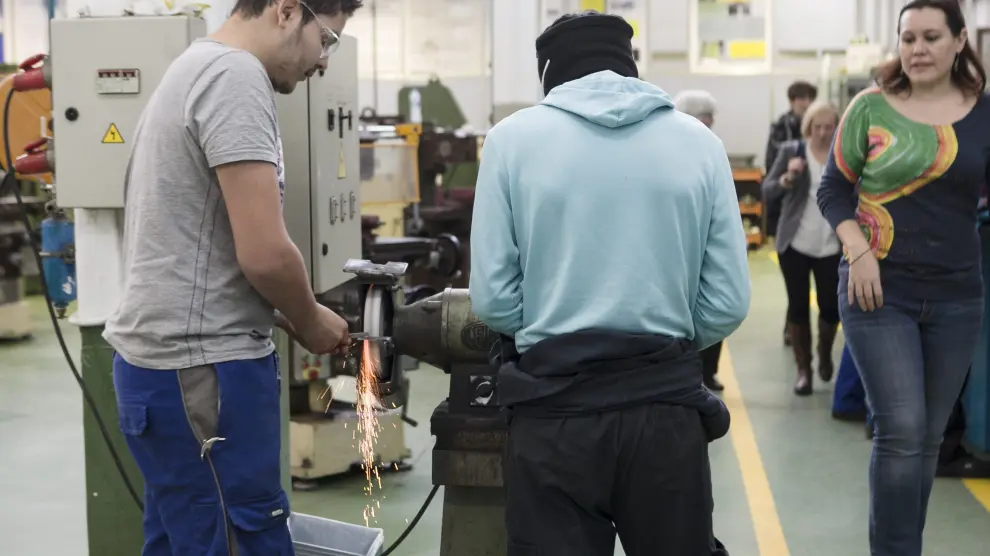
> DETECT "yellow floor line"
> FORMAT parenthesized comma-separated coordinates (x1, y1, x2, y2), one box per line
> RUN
(719, 346, 790, 555)
(769, 247, 986, 512)
(963, 479, 990, 512)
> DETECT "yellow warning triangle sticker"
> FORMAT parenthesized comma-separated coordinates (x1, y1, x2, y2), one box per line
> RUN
(337, 148, 346, 179)
(102, 123, 124, 144)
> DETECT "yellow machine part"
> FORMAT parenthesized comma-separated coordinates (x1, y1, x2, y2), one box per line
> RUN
(360, 122, 423, 237)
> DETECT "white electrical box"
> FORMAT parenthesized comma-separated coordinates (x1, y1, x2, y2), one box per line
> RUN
(277, 35, 361, 295)
(50, 16, 207, 208)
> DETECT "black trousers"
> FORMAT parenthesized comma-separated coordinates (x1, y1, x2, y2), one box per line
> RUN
(700, 341, 723, 381)
(504, 403, 728, 556)
(778, 247, 841, 325)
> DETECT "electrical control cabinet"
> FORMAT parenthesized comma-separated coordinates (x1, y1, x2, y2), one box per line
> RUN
(49, 16, 207, 209)
(277, 35, 361, 294)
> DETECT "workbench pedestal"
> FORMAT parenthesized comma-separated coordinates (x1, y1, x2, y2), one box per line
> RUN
(431, 362, 509, 556)
(80, 324, 144, 556)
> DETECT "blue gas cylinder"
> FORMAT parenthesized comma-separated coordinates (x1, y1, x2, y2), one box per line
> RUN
(40, 216, 76, 316)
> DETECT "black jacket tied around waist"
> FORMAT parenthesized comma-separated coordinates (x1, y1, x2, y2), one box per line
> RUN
(490, 329, 730, 442)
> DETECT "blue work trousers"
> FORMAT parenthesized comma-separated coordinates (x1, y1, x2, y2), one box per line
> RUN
(832, 344, 871, 419)
(840, 286, 983, 556)
(112, 352, 294, 556)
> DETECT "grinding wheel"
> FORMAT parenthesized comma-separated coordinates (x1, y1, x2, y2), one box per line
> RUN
(363, 285, 386, 375)
(326, 286, 389, 407)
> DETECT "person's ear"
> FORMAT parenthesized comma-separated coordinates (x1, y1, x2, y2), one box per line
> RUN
(275, 0, 300, 28)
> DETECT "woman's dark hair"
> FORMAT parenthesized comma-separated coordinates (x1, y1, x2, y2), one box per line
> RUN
(874, 0, 986, 96)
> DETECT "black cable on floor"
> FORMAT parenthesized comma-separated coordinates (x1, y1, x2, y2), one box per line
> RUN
(381, 484, 440, 556)
(1, 87, 145, 512)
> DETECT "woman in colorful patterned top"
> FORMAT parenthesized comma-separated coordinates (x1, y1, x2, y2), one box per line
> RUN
(816, 1, 989, 554)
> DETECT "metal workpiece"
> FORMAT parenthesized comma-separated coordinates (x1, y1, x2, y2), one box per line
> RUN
(392, 288, 499, 368)
(342, 258, 408, 286)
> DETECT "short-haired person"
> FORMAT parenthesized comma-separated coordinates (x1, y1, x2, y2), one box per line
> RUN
(674, 89, 726, 393)
(103, 1, 363, 553)
(766, 80, 819, 347)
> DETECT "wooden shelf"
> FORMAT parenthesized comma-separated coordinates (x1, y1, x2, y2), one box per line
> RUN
(732, 168, 763, 182)
(739, 202, 762, 217)
(734, 166, 765, 250)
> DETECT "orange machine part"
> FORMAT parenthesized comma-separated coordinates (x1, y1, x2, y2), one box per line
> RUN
(0, 74, 53, 183)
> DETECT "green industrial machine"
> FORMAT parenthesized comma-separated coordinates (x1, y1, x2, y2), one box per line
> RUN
(397, 76, 467, 128)
(396, 77, 479, 190)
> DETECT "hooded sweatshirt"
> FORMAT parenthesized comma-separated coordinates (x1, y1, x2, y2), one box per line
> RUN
(469, 70, 751, 352)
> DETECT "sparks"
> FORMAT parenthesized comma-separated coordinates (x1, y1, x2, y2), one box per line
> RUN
(319, 382, 334, 413)
(357, 323, 384, 526)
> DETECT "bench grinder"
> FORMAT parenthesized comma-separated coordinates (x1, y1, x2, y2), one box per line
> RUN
(344, 259, 508, 556)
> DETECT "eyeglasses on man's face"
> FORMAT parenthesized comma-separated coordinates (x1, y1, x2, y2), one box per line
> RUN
(300, 1, 340, 58)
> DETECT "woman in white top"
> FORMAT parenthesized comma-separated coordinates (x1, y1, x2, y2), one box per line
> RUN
(762, 100, 842, 396)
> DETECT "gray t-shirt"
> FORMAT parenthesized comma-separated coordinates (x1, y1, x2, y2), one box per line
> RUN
(103, 39, 285, 370)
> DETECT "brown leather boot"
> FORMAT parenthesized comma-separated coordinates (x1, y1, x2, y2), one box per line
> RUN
(788, 322, 813, 396)
(817, 318, 838, 382)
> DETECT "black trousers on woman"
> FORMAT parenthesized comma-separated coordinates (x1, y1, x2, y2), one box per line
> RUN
(777, 247, 842, 394)
(778, 248, 841, 325)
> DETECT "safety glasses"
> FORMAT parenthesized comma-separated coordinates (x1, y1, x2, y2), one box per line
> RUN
(300, 1, 340, 58)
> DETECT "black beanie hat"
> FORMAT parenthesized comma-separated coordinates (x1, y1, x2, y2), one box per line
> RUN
(535, 11, 638, 96)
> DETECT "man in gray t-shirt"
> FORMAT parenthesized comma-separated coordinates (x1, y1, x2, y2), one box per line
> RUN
(104, 1, 363, 553)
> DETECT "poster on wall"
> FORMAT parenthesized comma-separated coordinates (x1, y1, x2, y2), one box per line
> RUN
(541, 0, 578, 30)
(540, 0, 648, 70)
(606, 0, 646, 66)
(697, 0, 768, 64)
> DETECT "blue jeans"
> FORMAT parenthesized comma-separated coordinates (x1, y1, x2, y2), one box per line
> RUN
(839, 290, 983, 556)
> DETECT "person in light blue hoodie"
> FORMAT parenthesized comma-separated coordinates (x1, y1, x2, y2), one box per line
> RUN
(469, 10, 748, 556)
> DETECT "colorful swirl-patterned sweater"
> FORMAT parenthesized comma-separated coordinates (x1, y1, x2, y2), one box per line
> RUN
(817, 87, 990, 301)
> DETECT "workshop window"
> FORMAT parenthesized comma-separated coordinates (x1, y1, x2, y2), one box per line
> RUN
(349, 0, 492, 81)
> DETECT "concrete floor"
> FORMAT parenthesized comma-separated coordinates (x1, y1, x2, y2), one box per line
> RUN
(2, 250, 989, 556)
